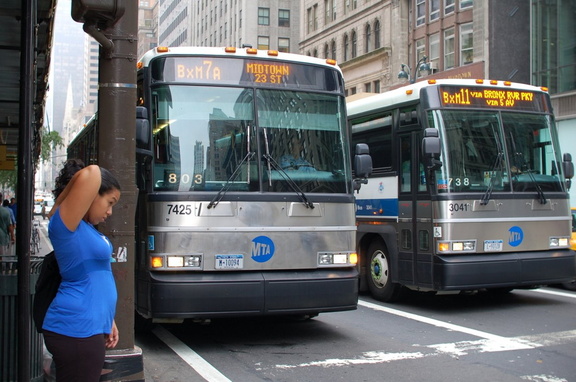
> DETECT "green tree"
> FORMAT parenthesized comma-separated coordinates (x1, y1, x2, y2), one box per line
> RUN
(41, 129, 64, 163)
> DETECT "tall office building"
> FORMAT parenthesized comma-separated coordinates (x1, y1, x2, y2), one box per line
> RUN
(158, 0, 301, 52)
(138, 0, 159, 58)
(532, 0, 576, 203)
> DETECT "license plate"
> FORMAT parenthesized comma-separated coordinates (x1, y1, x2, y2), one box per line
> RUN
(215, 254, 244, 269)
(484, 240, 503, 252)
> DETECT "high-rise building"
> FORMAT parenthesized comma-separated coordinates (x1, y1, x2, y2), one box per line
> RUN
(138, 0, 159, 58)
(532, 0, 576, 203)
(157, 0, 301, 52)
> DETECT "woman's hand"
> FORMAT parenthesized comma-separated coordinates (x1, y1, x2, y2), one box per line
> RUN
(105, 320, 119, 349)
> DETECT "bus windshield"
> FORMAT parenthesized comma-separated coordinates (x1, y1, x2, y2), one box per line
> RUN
(430, 109, 565, 194)
(151, 84, 350, 193)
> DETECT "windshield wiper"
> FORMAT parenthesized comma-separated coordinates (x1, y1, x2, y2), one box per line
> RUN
(207, 151, 255, 209)
(262, 153, 315, 209)
(481, 152, 503, 205)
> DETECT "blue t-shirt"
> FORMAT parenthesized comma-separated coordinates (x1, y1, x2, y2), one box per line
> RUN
(43, 209, 117, 337)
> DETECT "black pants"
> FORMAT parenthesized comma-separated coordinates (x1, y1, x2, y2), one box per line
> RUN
(43, 330, 106, 382)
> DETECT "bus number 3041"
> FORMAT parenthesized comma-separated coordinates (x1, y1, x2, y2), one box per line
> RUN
(448, 203, 470, 212)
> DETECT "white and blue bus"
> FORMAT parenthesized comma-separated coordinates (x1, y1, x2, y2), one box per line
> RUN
(348, 79, 575, 301)
(69, 46, 372, 326)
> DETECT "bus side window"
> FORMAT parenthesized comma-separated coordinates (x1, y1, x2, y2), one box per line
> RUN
(400, 136, 412, 192)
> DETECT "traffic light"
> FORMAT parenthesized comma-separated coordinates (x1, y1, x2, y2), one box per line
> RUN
(71, 0, 125, 28)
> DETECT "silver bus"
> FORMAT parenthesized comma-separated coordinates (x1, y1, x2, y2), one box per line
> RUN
(69, 46, 371, 327)
(348, 79, 575, 301)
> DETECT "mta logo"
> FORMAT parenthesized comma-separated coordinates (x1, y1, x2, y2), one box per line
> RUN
(508, 226, 524, 247)
(251, 236, 275, 263)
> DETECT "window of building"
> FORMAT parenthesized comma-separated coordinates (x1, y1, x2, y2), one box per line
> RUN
(313, 48, 318, 58)
(343, 34, 349, 61)
(365, 24, 372, 53)
(365, 82, 372, 92)
(373, 80, 381, 93)
(352, 0, 357, 10)
(460, 23, 473, 65)
(258, 8, 269, 25)
(331, 40, 337, 60)
(351, 30, 357, 58)
(429, 33, 440, 69)
(416, 38, 426, 62)
(460, 0, 472, 9)
(374, 20, 381, 49)
(444, 0, 455, 15)
(332, 0, 337, 20)
(279, 9, 290, 27)
(314, 5, 318, 31)
(444, 27, 455, 69)
(430, 0, 440, 21)
(416, 0, 425, 26)
(344, 0, 350, 15)
(325, 0, 332, 24)
(307, 8, 312, 33)
(324, 43, 329, 59)
(258, 36, 269, 50)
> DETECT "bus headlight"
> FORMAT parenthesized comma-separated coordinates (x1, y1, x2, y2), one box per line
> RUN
(151, 255, 203, 269)
(318, 252, 356, 266)
(438, 240, 476, 253)
(549, 237, 569, 248)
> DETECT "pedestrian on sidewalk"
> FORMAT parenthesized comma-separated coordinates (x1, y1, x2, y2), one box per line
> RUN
(42, 164, 121, 382)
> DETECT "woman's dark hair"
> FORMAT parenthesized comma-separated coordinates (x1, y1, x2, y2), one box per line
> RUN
(99, 167, 121, 194)
(53, 159, 85, 199)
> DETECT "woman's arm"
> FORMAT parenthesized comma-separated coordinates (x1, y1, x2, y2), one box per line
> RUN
(56, 165, 102, 231)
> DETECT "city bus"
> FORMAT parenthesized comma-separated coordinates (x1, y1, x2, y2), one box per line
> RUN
(68, 46, 372, 326)
(347, 79, 576, 301)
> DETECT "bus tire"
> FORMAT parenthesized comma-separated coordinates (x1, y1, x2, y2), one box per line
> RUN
(367, 240, 403, 302)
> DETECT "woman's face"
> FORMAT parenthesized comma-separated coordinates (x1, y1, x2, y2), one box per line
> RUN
(86, 188, 121, 225)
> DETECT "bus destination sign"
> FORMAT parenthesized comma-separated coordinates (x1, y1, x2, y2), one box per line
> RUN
(152, 56, 340, 92)
(439, 86, 547, 112)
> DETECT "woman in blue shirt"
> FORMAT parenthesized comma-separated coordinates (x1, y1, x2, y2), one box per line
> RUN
(44, 165, 121, 382)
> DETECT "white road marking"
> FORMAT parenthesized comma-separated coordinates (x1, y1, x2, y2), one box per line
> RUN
(531, 288, 576, 299)
(153, 326, 231, 382)
(275, 299, 576, 372)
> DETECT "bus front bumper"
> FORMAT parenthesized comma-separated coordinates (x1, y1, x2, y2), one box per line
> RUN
(136, 268, 359, 319)
(436, 249, 576, 290)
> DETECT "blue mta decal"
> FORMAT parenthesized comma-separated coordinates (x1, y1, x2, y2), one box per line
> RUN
(148, 235, 155, 251)
(508, 226, 524, 247)
(251, 236, 275, 263)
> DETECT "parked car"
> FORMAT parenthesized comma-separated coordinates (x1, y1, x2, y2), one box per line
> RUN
(33, 200, 43, 215)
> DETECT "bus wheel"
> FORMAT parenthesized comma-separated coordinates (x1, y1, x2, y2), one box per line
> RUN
(367, 241, 403, 302)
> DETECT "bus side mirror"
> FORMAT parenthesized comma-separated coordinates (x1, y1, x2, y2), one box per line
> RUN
(136, 106, 152, 155)
(353, 143, 372, 192)
(422, 128, 442, 171)
(563, 153, 574, 190)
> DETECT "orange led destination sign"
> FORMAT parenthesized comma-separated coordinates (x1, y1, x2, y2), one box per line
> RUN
(152, 56, 340, 91)
(438, 86, 547, 112)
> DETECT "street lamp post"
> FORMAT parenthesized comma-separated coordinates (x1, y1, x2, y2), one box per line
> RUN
(398, 55, 431, 84)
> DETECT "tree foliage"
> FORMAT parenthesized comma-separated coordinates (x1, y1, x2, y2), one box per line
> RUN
(41, 130, 64, 163)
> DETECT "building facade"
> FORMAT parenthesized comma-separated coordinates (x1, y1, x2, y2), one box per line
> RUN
(138, 0, 159, 58)
(300, 0, 533, 96)
(532, 0, 576, 205)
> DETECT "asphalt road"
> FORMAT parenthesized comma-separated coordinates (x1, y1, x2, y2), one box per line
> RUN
(136, 287, 576, 382)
